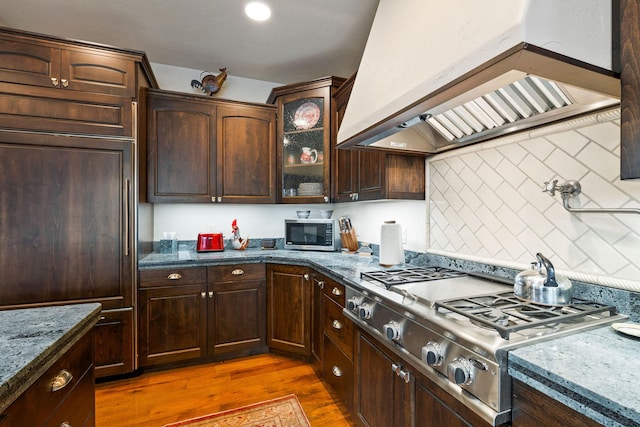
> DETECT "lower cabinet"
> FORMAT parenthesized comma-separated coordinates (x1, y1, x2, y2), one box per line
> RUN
(511, 379, 602, 427)
(354, 330, 410, 427)
(2, 331, 95, 427)
(139, 264, 266, 367)
(266, 264, 311, 356)
(94, 307, 135, 377)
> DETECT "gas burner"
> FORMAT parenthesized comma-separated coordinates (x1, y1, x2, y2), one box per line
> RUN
(435, 291, 619, 339)
(361, 266, 466, 289)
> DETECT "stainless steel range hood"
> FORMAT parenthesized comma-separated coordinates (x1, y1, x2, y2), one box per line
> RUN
(337, 0, 620, 155)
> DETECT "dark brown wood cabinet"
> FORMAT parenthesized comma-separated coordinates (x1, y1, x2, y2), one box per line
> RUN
(0, 28, 154, 137)
(0, 131, 136, 379)
(321, 278, 354, 411)
(511, 379, 602, 427)
(333, 73, 425, 202)
(2, 331, 95, 427)
(207, 264, 267, 356)
(620, 0, 640, 179)
(266, 264, 312, 356)
(355, 330, 410, 427)
(268, 76, 346, 203)
(0, 27, 156, 379)
(145, 88, 276, 203)
(139, 264, 267, 367)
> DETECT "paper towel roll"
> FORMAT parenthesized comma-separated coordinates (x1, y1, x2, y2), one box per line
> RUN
(380, 221, 404, 266)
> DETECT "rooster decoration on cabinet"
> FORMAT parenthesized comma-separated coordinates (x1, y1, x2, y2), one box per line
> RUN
(191, 68, 228, 95)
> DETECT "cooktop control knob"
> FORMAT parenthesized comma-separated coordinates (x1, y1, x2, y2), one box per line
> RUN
(421, 342, 443, 367)
(383, 321, 401, 341)
(347, 297, 360, 312)
(358, 303, 372, 320)
(448, 358, 473, 385)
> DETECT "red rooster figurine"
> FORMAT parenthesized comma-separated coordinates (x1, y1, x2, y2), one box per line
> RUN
(231, 218, 249, 250)
(191, 68, 228, 95)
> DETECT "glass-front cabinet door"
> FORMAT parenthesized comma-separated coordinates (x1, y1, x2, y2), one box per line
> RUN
(281, 92, 327, 201)
(269, 77, 345, 203)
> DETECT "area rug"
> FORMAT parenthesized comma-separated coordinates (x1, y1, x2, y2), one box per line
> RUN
(162, 394, 311, 427)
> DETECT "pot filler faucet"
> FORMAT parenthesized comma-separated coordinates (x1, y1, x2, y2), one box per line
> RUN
(543, 179, 640, 215)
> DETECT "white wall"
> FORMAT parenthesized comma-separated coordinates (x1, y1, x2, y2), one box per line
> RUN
(151, 62, 279, 104)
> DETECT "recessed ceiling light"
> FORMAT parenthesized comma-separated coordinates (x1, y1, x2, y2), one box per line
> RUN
(245, 2, 271, 21)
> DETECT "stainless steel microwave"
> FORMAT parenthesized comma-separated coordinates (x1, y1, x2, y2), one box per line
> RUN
(284, 219, 340, 251)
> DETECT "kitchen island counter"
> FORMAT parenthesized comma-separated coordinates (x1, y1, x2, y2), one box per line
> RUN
(0, 303, 102, 414)
(509, 325, 640, 427)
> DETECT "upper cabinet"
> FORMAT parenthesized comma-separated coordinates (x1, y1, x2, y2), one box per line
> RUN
(620, 0, 640, 179)
(268, 77, 346, 203)
(144, 88, 276, 203)
(0, 27, 157, 137)
(332, 74, 425, 202)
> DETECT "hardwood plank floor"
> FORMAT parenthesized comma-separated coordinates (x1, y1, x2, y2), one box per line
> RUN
(95, 353, 355, 426)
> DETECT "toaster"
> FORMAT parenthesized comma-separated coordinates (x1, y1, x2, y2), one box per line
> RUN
(196, 233, 225, 252)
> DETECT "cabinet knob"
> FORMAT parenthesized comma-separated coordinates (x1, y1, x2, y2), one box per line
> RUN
(317, 280, 325, 289)
(208, 291, 214, 298)
(324, 196, 329, 203)
(231, 269, 245, 276)
(60, 422, 72, 427)
(331, 366, 343, 377)
(303, 274, 310, 280)
(61, 78, 69, 88)
(51, 77, 59, 87)
(51, 369, 73, 392)
(217, 196, 222, 202)
(331, 286, 342, 296)
(201, 292, 207, 298)
(331, 319, 343, 330)
(167, 273, 182, 280)
(211, 196, 216, 203)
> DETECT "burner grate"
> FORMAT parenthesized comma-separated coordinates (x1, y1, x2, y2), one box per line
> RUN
(361, 267, 466, 289)
(435, 291, 618, 339)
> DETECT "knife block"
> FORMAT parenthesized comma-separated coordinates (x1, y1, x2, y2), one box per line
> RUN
(340, 229, 359, 252)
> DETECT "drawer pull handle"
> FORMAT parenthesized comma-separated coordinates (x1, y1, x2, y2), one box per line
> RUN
(51, 370, 73, 392)
(331, 287, 343, 296)
(332, 319, 343, 330)
(167, 273, 182, 280)
(332, 366, 343, 377)
(231, 269, 245, 276)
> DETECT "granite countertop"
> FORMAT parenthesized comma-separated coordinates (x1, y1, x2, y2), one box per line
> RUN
(509, 325, 640, 427)
(0, 303, 102, 414)
(139, 248, 385, 288)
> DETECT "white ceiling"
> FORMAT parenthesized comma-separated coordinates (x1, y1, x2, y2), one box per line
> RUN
(0, 0, 379, 84)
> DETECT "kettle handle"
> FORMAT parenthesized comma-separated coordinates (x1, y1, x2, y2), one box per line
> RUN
(535, 253, 558, 287)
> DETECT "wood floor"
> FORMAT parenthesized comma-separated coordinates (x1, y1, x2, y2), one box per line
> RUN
(95, 353, 355, 426)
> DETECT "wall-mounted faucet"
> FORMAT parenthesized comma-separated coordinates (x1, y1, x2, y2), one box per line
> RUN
(543, 179, 640, 215)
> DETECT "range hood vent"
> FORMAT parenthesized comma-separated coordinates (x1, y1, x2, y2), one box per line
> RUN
(337, 43, 620, 155)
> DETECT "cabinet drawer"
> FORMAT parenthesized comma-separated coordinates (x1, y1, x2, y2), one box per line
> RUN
(4, 332, 93, 426)
(45, 366, 95, 427)
(322, 278, 345, 306)
(139, 267, 207, 288)
(323, 334, 354, 411)
(208, 263, 265, 282)
(323, 295, 353, 360)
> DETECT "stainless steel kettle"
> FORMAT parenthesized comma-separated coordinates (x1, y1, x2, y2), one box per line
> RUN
(514, 253, 573, 305)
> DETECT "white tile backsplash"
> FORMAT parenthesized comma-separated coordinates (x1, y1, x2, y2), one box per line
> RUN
(428, 108, 640, 287)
